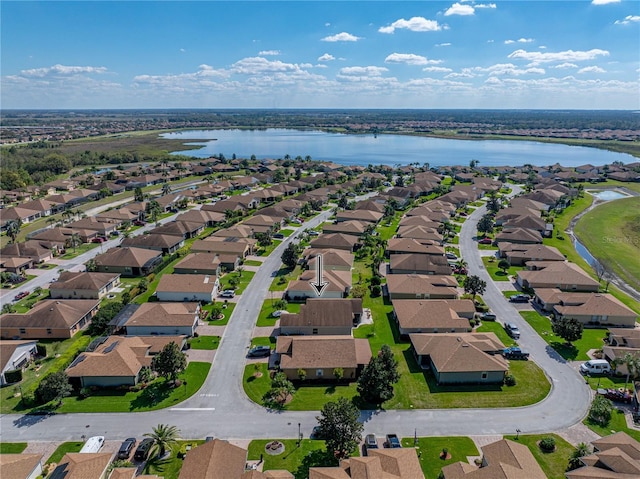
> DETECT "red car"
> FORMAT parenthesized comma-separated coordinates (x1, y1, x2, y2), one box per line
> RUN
(91, 237, 106, 243)
(478, 237, 493, 245)
(14, 291, 30, 301)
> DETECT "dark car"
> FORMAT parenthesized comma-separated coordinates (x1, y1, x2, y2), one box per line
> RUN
(509, 294, 530, 303)
(504, 323, 521, 340)
(117, 438, 137, 459)
(310, 426, 325, 440)
(502, 347, 530, 360)
(134, 438, 154, 461)
(364, 434, 378, 454)
(248, 346, 271, 358)
(385, 434, 401, 448)
(273, 233, 285, 239)
(478, 237, 493, 245)
(481, 312, 497, 321)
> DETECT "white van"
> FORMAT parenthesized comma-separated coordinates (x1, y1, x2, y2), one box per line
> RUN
(580, 360, 611, 375)
(80, 436, 105, 453)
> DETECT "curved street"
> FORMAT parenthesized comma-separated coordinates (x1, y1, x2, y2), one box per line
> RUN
(0, 190, 594, 442)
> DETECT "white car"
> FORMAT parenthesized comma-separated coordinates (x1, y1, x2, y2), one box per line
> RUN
(272, 310, 285, 317)
(220, 290, 236, 298)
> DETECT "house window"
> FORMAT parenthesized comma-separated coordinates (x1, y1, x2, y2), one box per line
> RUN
(481, 372, 488, 380)
(316, 369, 323, 377)
(312, 328, 318, 335)
(47, 329, 52, 335)
(19, 328, 26, 334)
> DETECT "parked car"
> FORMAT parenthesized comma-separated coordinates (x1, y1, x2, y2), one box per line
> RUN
(481, 312, 497, 321)
(134, 438, 154, 461)
(220, 290, 235, 298)
(308, 230, 320, 236)
(504, 323, 521, 339)
(310, 426, 325, 440)
(363, 434, 378, 455)
(80, 436, 105, 454)
(502, 347, 529, 360)
(445, 252, 458, 260)
(478, 237, 493, 245)
(110, 230, 120, 236)
(273, 233, 285, 239)
(509, 294, 530, 303)
(271, 310, 285, 317)
(91, 237, 105, 243)
(13, 291, 30, 301)
(385, 434, 401, 448)
(248, 346, 271, 358)
(117, 438, 137, 459)
(580, 359, 612, 375)
(598, 387, 633, 403)
(133, 220, 146, 226)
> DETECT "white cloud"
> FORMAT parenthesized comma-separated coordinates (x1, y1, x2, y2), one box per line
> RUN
(505, 38, 534, 44)
(231, 57, 306, 74)
(422, 66, 453, 73)
(318, 53, 335, 62)
(475, 3, 497, 8)
(321, 32, 361, 42)
(445, 3, 475, 16)
(385, 53, 429, 65)
(339, 66, 388, 76)
(378, 17, 445, 34)
(436, 42, 452, 47)
(20, 64, 108, 77)
(508, 48, 609, 64)
(469, 63, 545, 76)
(504, 40, 515, 45)
(445, 72, 476, 78)
(578, 66, 606, 73)
(591, 0, 620, 4)
(615, 15, 640, 25)
(259, 50, 281, 56)
(552, 63, 578, 69)
(180, 48, 186, 53)
(539, 46, 547, 49)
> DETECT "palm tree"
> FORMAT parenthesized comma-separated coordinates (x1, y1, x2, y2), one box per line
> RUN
(70, 233, 81, 253)
(614, 352, 640, 392)
(6, 219, 22, 243)
(162, 182, 171, 196)
(144, 424, 180, 459)
(568, 442, 591, 471)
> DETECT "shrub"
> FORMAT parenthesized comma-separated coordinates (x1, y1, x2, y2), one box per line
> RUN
(370, 275, 381, 286)
(4, 369, 22, 384)
(370, 284, 381, 297)
(589, 395, 613, 426)
(539, 436, 556, 452)
(504, 374, 516, 386)
(36, 343, 47, 357)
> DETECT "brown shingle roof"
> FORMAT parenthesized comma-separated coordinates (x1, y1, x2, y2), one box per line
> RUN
(280, 299, 361, 329)
(156, 274, 218, 294)
(178, 439, 247, 479)
(174, 253, 222, 273)
(393, 300, 474, 331)
(125, 302, 200, 327)
(276, 336, 371, 370)
(49, 453, 112, 479)
(0, 454, 43, 479)
(0, 299, 100, 330)
(386, 274, 458, 297)
(94, 247, 161, 268)
(50, 271, 120, 293)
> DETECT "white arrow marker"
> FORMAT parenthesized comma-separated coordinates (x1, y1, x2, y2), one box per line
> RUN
(309, 253, 329, 297)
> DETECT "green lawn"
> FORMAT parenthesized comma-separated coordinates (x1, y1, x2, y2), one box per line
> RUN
(250, 337, 277, 348)
(269, 265, 303, 292)
(133, 254, 185, 304)
(400, 436, 479, 479)
(188, 335, 220, 350)
(219, 270, 256, 295)
(1, 334, 92, 413)
(504, 434, 575, 479)
(256, 239, 283, 257)
(12, 288, 50, 313)
(46, 442, 83, 464)
(575, 196, 640, 293)
(520, 311, 607, 361)
(59, 242, 100, 259)
(378, 212, 403, 241)
(482, 256, 523, 281)
(279, 228, 294, 237)
(243, 259, 263, 266)
(54, 362, 210, 413)
(247, 439, 336, 478)
(143, 440, 205, 479)
(257, 300, 301, 326)
(0, 442, 27, 453)
(476, 320, 517, 347)
(584, 406, 640, 442)
(202, 301, 235, 326)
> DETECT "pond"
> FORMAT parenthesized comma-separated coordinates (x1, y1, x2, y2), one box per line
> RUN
(588, 190, 630, 201)
(163, 128, 635, 168)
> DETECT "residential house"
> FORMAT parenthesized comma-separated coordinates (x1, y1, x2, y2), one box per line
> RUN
(0, 454, 43, 479)
(0, 206, 40, 226)
(552, 292, 638, 327)
(150, 220, 204, 239)
(275, 335, 372, 381)
(123, 302, 200, 336)
(410, 333, 508, 385)
(280, 298, 363, 336)
(0, 340, 38, 386)
(310, 233, 360, 252)
(603, 329, 640, 375)
(516, 261, 600, 291)
(191, 238, 254, 258)
(509, 197, 550, 213)
(0, 257, 33, 274)
(498, 243, 565, 266)
(303, 248, 354, 272)
(0, 240, 56, 263)
(399, 215, 442, 230)
(566, 431, 640, 479)
(387, 238, 445, 256)
(178, 439, 247, 479)
(354, 200, 386, 213)
(0, 299, 100, 340)
(48, 453, 112, 479)
(495, 207, 541, 226)
(120, 233, 185, 255)
(393, 300, 475, 336)
(335, 209, 384, 224)
(442, 438, 546, 479)
(286, 269, 352, 300)
(66, 335, 186, 388)
(494, 228, 543, 245)
(212, 224, 255, 239)
(242, 214, 284, 234)
(386, 274, 459, 300)
(389, 254, 452, 275)
(503, 215, 549, 235)
(124, 174, 163, 189)
(155, 274, 219, 302)
(49, 272, 120, 300)
(322, 220, 370, 237)
(67, 217, 118, 236)
(93, 247, 163, 277)
(310, 448, 425, 479)
(95, 209, 136, 226)
(174, 252, 225, 275)
(19, 198, 61, 217)
(397, 225, 444, 244)
(175, 209, 225, 227)
(156, 192, 184, 212)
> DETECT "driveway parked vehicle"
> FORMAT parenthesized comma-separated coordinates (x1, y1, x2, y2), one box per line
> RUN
(481, 312, 497, 321)
(14, 291, 30, 301)
(580, 359, 612, 375)
(220, 290, 236, 298)
(509, 294, 530, 303)
(504, 323, 521, 339)
(478, 237, 493, 245)
(502, 347, 529, 360)
(247, 346, 271, 358)
(117, 438, 137, 459)
(134, 438, 154, 461)
(385, 434, 401, 448)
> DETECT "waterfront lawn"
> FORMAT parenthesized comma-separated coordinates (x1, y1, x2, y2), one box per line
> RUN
(188, 335, 220, 350)
(0, 442, 27, 453)
(504, 434, 575, 479)
(54, 362, 210, 413)
(247, 440, 336, 477)
(203, 301, 235, 326)
(1, 334, 92, 414)
(584, 406, 640, 442)
(256, 300, 301, 326)
(482, 256, 523, 281)
(46, 442, 83, 464)
(219, 270, 255, 295)
(520, 311, 606, 361)
(400, 436, 478, 479)
(143, 440, 205, 479)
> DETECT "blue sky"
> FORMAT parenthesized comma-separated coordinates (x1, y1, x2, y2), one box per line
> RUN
(1, 1, 639, 109)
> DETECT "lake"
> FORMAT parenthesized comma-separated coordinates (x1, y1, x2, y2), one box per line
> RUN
(163, 128, 635, 168)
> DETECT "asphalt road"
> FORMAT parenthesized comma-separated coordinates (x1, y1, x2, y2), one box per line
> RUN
(0, 190, 594, 442)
